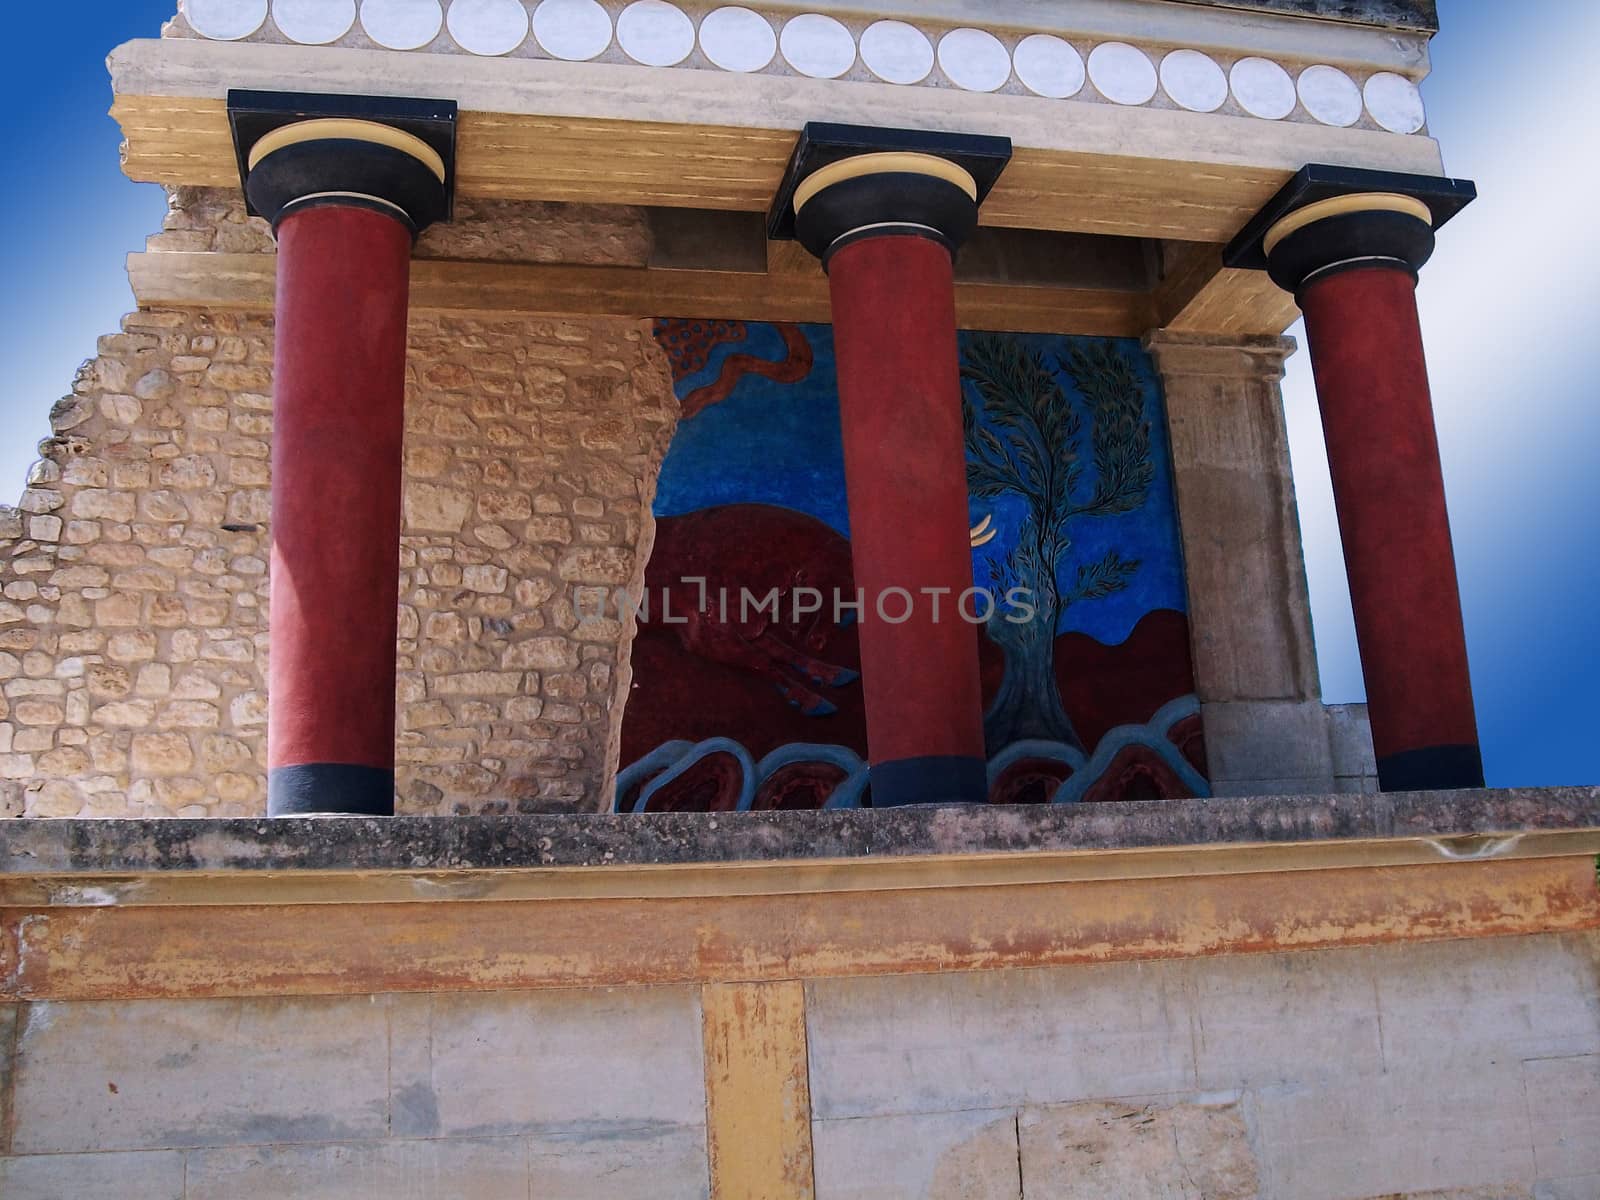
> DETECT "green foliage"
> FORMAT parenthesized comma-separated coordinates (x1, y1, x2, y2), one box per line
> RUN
(1071, 549, 1142, 603)
(961, 335, 1154, 615)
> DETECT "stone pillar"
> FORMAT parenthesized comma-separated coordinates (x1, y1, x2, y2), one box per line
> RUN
(1262, 191, 1482, 792)
(790, 151, 991, 806)
(1146, 332, 1355, 796)
(236, 105, 453, 815)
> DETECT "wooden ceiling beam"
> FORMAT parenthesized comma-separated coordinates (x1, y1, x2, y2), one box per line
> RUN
(127, 251, 1157, 338)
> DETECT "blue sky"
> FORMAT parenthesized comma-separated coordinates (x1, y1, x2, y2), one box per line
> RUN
(2, 2, 1594, 786)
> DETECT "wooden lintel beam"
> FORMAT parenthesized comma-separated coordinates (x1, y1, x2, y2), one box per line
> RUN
(127, 251, 1155, 337)
(1154, 242, 1303, 336)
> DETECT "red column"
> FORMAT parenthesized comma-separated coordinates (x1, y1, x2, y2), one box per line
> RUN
(1298, 265, 1482, 789)
(268, 205, 413, 815)
(827, 234, 987, 805)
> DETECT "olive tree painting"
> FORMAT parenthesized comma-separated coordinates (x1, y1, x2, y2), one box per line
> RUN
(961, 334, 1155, 755)
(619, 321, 1206, 811)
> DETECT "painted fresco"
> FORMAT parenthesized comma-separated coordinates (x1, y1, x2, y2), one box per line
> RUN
(616, 320, 1208, 811)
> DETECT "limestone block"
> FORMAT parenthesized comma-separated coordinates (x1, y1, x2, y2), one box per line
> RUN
(404, 481, 473, 532)
(1327, 702, 1378, 778)
(1200, 699, 1334, 786)
(526, 1124, 711, 1199)
(11, 996, 392, 1153)
(12, 700, 65, 726)
(93, 699, 157, 728)
(813, 1109, 1020, 1200)
(185, 1137, 530, 1200)
(156, 455, 217, 490)
(805, 963, 1194, 1120)
(28, 515, 62, 542)
(71, 490, 136, 522)
(129, 732, 193, 775)
(157, 701, 220, 730)
(100, 393, 143, 424)
(1249, 1061, 1537, 1198)
(433, 671, 523, 696)
(529, 516, 575, 544)
(1372, 935, 1600, 1068)
(1184, 946, 1385, 1090)
(229, 691, 267, 726)
(1018, 1098, 1259, 1198)
(1538, 1177, 1600, 1199)
(386, 987, 705, 1140)
(463, 564, 509, 593)
(198, 735, 253, 772)
(557, 546, 633, 584)
(504, 637, 579, 671)
(477, 490, 532, 522)
(37, 746, 91, 776)
(107, 632, 159, 663)
(18, 488, 64, 514)
(0, 1151, 185, 1200)
(1524, 1056, 1600, 1180)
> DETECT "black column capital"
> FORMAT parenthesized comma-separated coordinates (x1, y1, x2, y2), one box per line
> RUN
(767, 123, 1011, 269)
(1224, 163, 1475, 294)
(228, 90, 458, 238)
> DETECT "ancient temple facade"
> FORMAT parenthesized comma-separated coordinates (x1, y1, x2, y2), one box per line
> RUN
(1, 1, 1598, 1196)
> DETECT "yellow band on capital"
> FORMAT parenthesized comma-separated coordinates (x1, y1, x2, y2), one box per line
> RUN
(1263, 192, 1433, 257)
(248, 119, 447, 183)
(794, 152, 979, 214)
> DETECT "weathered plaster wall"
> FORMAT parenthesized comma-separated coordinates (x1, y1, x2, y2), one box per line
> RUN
(0, 188, 676, 818)
(2, 931, 1595, 1197)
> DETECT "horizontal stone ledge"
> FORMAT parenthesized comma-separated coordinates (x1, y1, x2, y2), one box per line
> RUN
(2, 787, 1597, 883)
(6, 854, 1597, 1000)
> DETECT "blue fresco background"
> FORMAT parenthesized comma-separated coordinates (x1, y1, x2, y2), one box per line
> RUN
(2, 1, 1597, 786)
(656, 325, 1187, 645)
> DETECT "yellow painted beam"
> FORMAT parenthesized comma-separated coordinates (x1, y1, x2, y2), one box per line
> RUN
(702, 980, 816, 1200)
(5, 856, 1598, 1001)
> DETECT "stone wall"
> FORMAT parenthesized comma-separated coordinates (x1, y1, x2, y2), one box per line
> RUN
(1147, 330, 1378, 796)
(3, 930, 1596, 1197)
(0, 188, 677, 818)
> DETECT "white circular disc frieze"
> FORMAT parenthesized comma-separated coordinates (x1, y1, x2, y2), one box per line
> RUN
(1298, 64, 1363, 127)
(1012, 34, 1084, 99)
(1160, 48, 1227, 112)
(937, 28, 1012, 93)
(273, 0, 355, 42)
(360, 0, 443, 50)
(447, 0, 530, 54)
(1230, 56, 1296, 120)
(185, 0, 269, 40)
(859, 20, 933, 86)
(1087, 42, 1157, 106)
(1364, 71, 1426, 134)
(533, 0, 613, 59)
(699, 6, 776, 73)
(617, 0, 693, 66)
(779, 14, 856, 79)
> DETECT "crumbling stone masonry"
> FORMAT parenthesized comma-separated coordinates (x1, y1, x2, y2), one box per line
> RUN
(0, 189, 678, 818)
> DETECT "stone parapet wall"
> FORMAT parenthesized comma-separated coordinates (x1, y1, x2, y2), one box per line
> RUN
(2, 931, 1595, 1197)
(0, 189, 675, 818)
